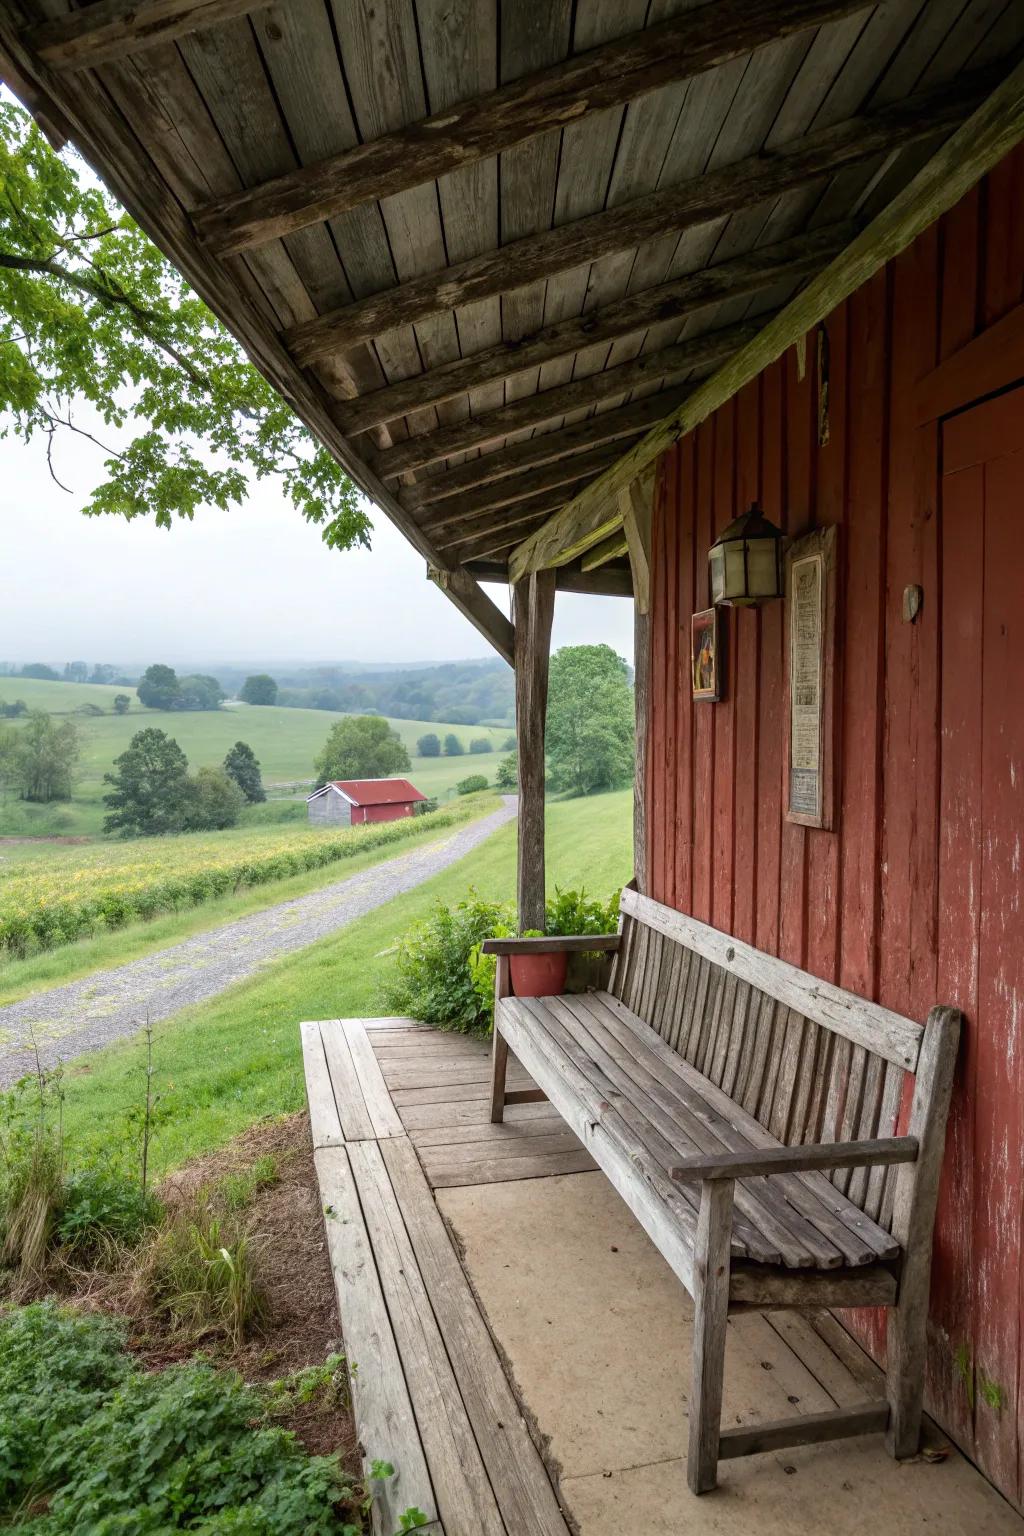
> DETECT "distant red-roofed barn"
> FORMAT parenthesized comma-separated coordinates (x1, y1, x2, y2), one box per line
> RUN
(306, 778, 428, 828)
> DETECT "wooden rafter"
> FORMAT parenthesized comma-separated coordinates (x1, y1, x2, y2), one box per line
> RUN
(28, 0, 271, 70)
(372, 319, 761, 479)
(282, 74, 988, 358)
(418, 444, 627, 538)
(466, 561, 633, 599)
(193, 0, 869, 257)
(333, 223, 855, 431)
(399, 389, 691, 512)
(581, 532, 630, 570)
(438, 483, 588, 556)
(509, 55, 1024, 581)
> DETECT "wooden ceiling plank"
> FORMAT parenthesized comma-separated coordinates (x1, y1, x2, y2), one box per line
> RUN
(371, 316, 762, 479)
(282, 70, 988, 359)
(436, 482, 590, 552)
(508, 52, 1024, 580)
(335, 221, 854, 435)
(191, 0, 871, 255)
(399, 388, 691, 511)
(28, 0, 272, 70)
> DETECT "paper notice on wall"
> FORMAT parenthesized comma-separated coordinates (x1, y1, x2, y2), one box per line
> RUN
(789, 552, 824, 821)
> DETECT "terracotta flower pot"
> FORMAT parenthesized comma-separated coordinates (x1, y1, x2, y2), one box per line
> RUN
(509, 950, 569, 998)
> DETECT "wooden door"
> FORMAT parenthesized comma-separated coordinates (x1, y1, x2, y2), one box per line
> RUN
(938, 386, 1024, 1502)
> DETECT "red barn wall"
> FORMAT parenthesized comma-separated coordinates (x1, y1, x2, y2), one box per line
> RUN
(359, 802, 415, 824)
(647, 147, 1024, 1501)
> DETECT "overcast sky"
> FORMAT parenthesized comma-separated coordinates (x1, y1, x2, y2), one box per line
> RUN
(0, 427, 634, 671)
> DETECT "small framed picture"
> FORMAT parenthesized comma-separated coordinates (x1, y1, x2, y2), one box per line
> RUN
(691, 607, 722, 702)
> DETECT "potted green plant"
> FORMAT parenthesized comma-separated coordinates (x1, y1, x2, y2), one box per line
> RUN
(506, 888, 620, 998)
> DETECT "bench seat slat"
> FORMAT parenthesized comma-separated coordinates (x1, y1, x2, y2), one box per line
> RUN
(563, 994, 897, 1267)
(547, 996, 845, 1268)
(597, 991, 901, 1264)
(498, 991, 900, 1271)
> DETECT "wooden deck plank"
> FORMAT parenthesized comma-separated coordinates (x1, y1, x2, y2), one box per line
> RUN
(428, 1149, 598, 1187)
(381, 1136, 573, 1536)
(300, 1021, 344, 1149)
(411, 1115, 570, 1148)
(400, 1098, 557, 1132)
(320, 1020, 376, 1142)
(343, 1020, 406, 1139)
(347, 1140, 507, 1536)
(391, 1081, 530, 1108)
(417, 1130, 587, 1166)
(313, 1145, 440, 1536)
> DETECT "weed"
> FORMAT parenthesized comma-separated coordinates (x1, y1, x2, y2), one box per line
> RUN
(264, 1353, 349, 1418)
(0, 1301, 360, 1532)
(979, 1372, 1005, 1411)
(0, 1046, 65, 1286)
(218, 1152, 279, 1211)
(142, 1201, 266, 1349)
(56, 1167, 162, 1257)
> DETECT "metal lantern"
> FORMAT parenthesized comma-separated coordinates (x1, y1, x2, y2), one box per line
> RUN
(708, 501, 784, 608)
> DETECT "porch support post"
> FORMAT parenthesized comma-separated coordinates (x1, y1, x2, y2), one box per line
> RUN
(621, 473, 654, 895)
(513, 569, 556, 932)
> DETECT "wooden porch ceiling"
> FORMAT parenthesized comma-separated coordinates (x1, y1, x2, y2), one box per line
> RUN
(3, 0, 1023, 662)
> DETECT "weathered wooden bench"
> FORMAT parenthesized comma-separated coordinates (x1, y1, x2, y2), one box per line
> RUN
(484, 886, 961, 1495)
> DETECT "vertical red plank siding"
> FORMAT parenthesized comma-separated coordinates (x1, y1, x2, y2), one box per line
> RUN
(646, 145, 1024, 1506)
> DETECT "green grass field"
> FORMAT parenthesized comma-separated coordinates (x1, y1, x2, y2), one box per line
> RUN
(0, 675, 515, 836)
(39, 789, 633, 1175)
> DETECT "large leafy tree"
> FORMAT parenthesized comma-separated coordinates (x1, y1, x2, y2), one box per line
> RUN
(546, 644, 634, 796)
(6, 710, 80, 802)
(240, 674, 278, 706)
(314, 716, 411, 785)
(0, 101, 368, 550)
(103, 727, 190, 837)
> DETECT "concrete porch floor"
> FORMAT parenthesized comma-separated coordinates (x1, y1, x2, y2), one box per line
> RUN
(439, 1171, 1022, 1535)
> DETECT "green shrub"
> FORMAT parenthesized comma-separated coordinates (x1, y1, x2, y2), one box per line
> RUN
(57, 1169, 162, 1256)
(380, 892, 515, 1034)
(456, 774, 489, 795)
(0, 1302, 358, 1533)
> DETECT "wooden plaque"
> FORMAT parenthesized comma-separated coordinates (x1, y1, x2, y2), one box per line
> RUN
(784, 526, 837, 829)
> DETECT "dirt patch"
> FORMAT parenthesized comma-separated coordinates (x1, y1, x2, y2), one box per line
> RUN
(0, 836, 92, 845)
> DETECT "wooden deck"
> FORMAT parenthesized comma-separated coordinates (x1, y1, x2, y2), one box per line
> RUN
(302, 1016, 965, 1535)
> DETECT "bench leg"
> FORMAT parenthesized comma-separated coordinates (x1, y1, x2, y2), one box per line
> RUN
(885, 1253, 929, 1458)
(688, 1180, 733, 1495)
(490, 1028, 509, 1124)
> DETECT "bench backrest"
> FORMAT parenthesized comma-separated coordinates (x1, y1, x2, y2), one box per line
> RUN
(608, 888, 929, 1230)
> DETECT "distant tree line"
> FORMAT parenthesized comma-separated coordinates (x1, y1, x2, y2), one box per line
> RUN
(0, 661, 136, 685)
(136, 664, 224, 713)
(241, 658, 513, 726)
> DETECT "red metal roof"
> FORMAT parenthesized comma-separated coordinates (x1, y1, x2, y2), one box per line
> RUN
(330, 778, 428, 806)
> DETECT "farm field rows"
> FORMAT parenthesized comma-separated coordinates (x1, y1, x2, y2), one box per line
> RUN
(0, 796, 493, 957)
(0, 676, 514, 835)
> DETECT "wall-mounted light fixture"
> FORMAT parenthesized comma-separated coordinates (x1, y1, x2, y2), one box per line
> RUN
(709, 502, 784, 608)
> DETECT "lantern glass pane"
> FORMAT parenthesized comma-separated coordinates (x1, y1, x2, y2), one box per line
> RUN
(709, 545, 725, 605)
(747, 540, 780, 597)
(724, 540, 748, 598)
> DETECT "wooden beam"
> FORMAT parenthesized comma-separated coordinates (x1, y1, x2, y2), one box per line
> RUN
(718, 1404, 889, 1460)
(514, 572, 556, 933)
(192, 0, 868, 256)
(510, 57, 1024, 580)
(466, 561, 634, 599)
(580, 532, 629, 571)
(400, 394, 685, 513)
(328, 223, 854, 415)
(622, 471, 654, 894)
(373, 319, 760, 480)
(426, 567, 514, 668)
(282, 75, 985, 358)
(419, 443, 626, 538)
(450, 515, 554, 568)
(28, 0, 272, 70)
(438, 483, 588, 556)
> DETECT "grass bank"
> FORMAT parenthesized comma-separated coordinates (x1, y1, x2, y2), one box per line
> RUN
(44, 790, 632, 1175)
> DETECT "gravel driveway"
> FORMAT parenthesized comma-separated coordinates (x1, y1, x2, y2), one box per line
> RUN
(0, 798, 516, 1088)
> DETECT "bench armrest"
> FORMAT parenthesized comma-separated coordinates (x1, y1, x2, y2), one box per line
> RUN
(669, 1135, 919, 1184)
(481, 934, 621, 955)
